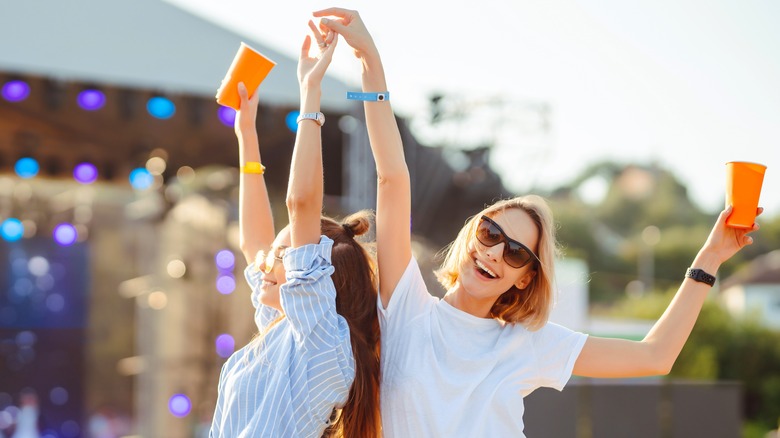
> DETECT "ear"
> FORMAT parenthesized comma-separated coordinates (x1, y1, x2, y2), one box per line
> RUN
(515, 269, 537, 290)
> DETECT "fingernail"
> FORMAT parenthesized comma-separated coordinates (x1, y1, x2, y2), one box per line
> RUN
(321, 18, 329, 24)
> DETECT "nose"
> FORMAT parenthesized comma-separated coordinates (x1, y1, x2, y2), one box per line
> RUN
(484, 242, 504, 263)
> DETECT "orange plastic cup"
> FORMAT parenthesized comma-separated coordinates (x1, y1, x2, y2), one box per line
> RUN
(725, 161, 766, 229)
(215, 42, 276, 110)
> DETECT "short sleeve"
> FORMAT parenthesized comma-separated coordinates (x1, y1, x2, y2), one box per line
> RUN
(244, 265, 281, 331)
(280, 236, 340, 345)
(531, 322, 588, 391)
(377, 256, 437, 336)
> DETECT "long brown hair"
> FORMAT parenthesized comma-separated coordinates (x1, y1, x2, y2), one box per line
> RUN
(435, 196, 559, 331)
(320, 210, 382, 437)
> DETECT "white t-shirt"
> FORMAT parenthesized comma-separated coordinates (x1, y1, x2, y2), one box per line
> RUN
(379, 257, 588, 438)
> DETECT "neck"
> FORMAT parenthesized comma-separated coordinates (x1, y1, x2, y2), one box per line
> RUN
(443, 284, 496, 319)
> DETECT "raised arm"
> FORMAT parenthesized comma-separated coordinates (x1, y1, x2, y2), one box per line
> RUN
(573, 206, 762, 378)
(316, 8, 412, 306)
(235, 83, 275, 265)
(286, 23, 338, 248)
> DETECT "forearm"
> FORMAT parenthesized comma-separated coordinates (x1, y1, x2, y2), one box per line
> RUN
(360, 51, 407, 180)
(286, 86, 324, 248)
(237, 124, 274, 264)
(641, 250, 722, 372)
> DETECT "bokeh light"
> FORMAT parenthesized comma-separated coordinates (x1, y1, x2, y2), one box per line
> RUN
(53, 223, 78, 246)
(2, 80, 30, 102)
(168, 394, 192, 418)
(1, 218, 24, 242)
(28, 256, 50, 276)
(61, 420, 80, 438)
(285, 110, 300, 132)
(77, 89, 106, 111)
(166, 259, 186, 278)
(217, 106, 236, 127)
(215, 334, 235, 358)
(215, 249, 235, 271)
(14, 157, 39, 179)
(15, 331, 36, 347)
(46, 294, 65, 312)
(146, 157, 167, 176)
(148, 291, 168, 310)
(50, 387, 68, 405)
(73, 162, 98, 184)
(147, 96, 175, 119)
(129, 168, 154, 190)
(216, 275, 236, 295)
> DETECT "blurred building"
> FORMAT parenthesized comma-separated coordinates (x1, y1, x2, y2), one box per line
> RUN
(720, 249, 780, 330)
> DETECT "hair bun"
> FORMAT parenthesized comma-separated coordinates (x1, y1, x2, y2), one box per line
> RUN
(341, 210, 373, 238)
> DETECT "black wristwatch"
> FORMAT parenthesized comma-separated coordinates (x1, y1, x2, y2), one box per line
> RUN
(685, 268, 716, 287)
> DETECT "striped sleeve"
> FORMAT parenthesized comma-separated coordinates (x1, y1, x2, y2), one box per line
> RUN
(280, 236, 338, 346)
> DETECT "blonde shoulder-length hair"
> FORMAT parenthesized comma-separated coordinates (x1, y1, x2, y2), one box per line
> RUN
(434, 195, 559, 331)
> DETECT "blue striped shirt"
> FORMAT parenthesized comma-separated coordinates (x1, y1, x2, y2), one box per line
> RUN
(210, 236, 355, 438)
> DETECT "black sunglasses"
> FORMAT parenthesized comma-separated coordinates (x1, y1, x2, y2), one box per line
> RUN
(475, 215, 540, 269)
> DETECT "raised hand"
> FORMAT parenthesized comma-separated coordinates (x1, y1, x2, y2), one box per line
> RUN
(298, 20, 338, 88)
(313, 8, 377, 59)
(700, 206, 762, 265)
(235, 82, 260, 135)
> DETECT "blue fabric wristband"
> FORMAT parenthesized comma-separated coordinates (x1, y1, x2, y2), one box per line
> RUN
(346, 91, 389, 102)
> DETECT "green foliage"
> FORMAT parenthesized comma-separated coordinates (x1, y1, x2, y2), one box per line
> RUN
(550, 160, 780, 430)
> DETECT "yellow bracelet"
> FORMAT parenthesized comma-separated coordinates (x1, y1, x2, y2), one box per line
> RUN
(241, 162, 265, 175)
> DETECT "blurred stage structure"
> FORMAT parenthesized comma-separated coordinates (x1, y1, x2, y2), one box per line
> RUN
(0, 0, 522, 436)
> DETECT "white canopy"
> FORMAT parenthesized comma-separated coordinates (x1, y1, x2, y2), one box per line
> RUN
(0, 0, 351, 110)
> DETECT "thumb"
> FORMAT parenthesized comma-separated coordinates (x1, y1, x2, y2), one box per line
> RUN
(237, 82, 248, 100)
(319, 17, 347, 33)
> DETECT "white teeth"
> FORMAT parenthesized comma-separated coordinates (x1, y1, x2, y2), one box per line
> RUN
(475, 259, 497, 278)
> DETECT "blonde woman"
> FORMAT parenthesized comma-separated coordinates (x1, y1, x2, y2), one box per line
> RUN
(319, 7, 761, 437)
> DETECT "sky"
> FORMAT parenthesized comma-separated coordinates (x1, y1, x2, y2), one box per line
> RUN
(166, 0, 780, 217)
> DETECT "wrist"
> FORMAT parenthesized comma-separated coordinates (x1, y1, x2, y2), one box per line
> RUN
(690, 250, 721, 275)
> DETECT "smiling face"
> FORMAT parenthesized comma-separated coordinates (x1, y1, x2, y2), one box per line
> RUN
(453, 208, 539, 314)
(256, 226, 291, 311)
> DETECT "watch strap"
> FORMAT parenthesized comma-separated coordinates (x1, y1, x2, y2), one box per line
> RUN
(347, 91, 389, 102)
(296, 112, 324, 126)
(685, 268, 716, 286)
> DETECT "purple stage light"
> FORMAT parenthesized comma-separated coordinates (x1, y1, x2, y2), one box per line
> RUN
(215, 334, 235, 358)
(215, 249, 235, 271)
(2, 80, 30, 102)
(77, 89, 106, 111)
(50, 387, 69, 406)
(217, 106, 236, 127)
(216, 275, 236, 295)
(73, 162, 98, 184)
(168, 394, 192, 418)
(53, 223, 78, 246)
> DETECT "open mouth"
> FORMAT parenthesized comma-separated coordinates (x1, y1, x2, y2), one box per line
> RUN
(474, 258, 498, 279)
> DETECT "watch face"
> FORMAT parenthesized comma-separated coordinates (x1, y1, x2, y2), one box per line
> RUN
(316, 113, 325, 126)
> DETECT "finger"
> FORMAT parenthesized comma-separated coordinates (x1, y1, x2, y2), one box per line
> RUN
(313, 7, 353, 18)
(319, 33, 339, 61)
(237, 82, 248, 100)
(307, 20, 325, 45)
(325, 30, 336, 45)
(717, 205, 733, 223)
(756, 207, 764, 217)
(318, 17, 347, 33)
(300, 34, 311, 58)
(249, 85, 261, 105)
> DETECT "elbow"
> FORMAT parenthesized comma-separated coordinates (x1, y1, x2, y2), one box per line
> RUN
(377, 168, 410, 187)
(285, 192, 316, 215)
